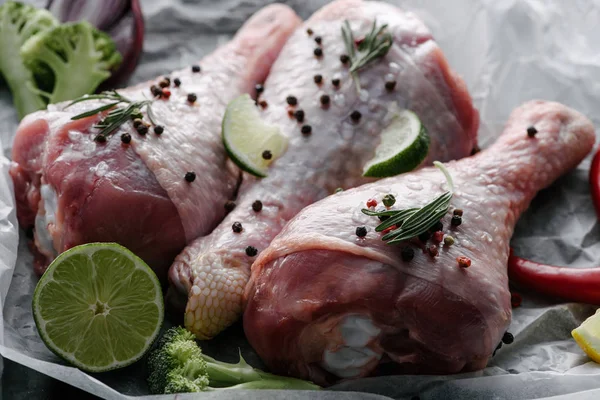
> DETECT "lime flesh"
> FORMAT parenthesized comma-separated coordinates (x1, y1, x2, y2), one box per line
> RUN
(32, 243, 164, 373)
(363, 110, 430, 178)
(222, 94, 287, 177)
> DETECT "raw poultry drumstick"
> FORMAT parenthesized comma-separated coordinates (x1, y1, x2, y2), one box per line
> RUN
(168, 0, 479, 339)
(243, 100, 595, 385)
(9, 5, 302, 280)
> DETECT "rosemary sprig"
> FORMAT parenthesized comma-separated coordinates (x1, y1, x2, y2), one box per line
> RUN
(341, 19, 393, 91)
(361, 162, 454, 245)
(66, 90, 157, 141)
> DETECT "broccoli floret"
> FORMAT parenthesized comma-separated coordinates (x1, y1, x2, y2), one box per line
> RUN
(0, 1, 58, 119)
(20, 20, 122, 106)
(147, 326, 320, 394)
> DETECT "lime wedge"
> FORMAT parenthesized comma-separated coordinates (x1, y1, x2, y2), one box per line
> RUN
(223, 94, 287, 177)
(573, 308, 600, 363)
(32, 243, 164, 373)
(363, 110, 430, 178)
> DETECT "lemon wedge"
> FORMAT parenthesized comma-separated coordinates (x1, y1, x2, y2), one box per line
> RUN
(572, 308, 600, 363)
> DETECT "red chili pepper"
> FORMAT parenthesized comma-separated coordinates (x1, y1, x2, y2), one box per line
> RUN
(457, 256, 471, 268)
(590, 147, 600, 219)
(161, 89, 171, 99)
(366, 198, 378, 208)
(432, 231, 444, 242)
(508, 249, 600, 304)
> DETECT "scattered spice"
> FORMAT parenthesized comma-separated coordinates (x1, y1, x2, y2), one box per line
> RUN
(121, 133, 131, 144)
(418, 231, 430, 243)
(301, 125, 312, 135)
(502, 332, 514, 344)
(173, 78, 181, 87)
(314, 47, 323, 57)
(224, 200, 236, 212)
(150, 85, 162, 97)
(385, 80, 397, 91)
(320, 94, 330, 106)
(259, 100, 268, 109)
(232, 222, 243, 233)
(382, 194, 396, 207)
(136, 124, 148, 135)
(262, 150, 272, 160)
(187, 93, 197, 103)
(159, 79, 169, 88)
(355, 226, 368, 237)
(306, 28, 313, 36)
(401, 246, 414, 262)
(286, 95, 298, 106)
(154, 125, 164, 135)
(443, 235, 455, 246)
(162, 89, 171, 99)
(451, 215, 462, 226)
(527, 125, 538, 137)
(255, 84, 264, 94)
(427, 245, 439, 257)
(366, 198, 378, 208)
(191, 65, 201, 73)
(432, 231, 444, 242)
(314, 36, 322, 45)
(314, 74, 323, 84)
(95, 134, 107, 143)
(252, 200, 263, 212)
(350, 110, 362, 122)
(453, 209, 464, 216)
(245, 246, 258, 257)
(294, 109, 305, 122)
(133, 118, 143, 128)
(340, 54, 350, 64)
(184, 171, 196, 182)
(457, 256, 471, 268)
(332, 78, 340, 88)
(511, 292, 522, 308)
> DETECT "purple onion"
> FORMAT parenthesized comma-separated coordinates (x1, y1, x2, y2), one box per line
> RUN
(46, 0, 145, 88)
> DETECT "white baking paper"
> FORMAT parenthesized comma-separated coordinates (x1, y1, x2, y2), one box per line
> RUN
(2, 0, 600, 399)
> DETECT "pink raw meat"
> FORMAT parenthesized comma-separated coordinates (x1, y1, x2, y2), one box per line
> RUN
(169, 0, 479, 340)
(9, 4, 302, 280)
(243, 101, 595, 385)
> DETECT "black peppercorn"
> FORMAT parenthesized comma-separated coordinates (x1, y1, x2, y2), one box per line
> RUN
(255, 84, 264, 94)
(451, 215, 462, 226)
(294, 109, 305, 123)
(314, 47, 323, 57)
(432, 221, 443, 232)
(246, 246, 258, 257)
(191, 65, 201, 73)
(136, 124, 148, 135)
(301, 125, 312, 135)
(382, 194, 396, 207)
(307, 28, 313, 36)
(185, 171, 196, 182)
(224, 201, 236, 212)
(314, 36, 322, 45)
(173, 78, 181, 87)
(262, 150, 272, 160)
(314, 74, 323, 84)
(355, 226, 367, 237)
(252, 200, 263, 212)
(95, 134, 106, 143)
(286, 95, 297, 106)
(401, 246, 414, 262)
(133, 118, 143, 128)
(232, 221, 243, 233)
(350, 110, 362, 122)
(418, 231, 431, 242)
(332, 78, 340, 87)
(320, 94, 330, 106)
(527, 126, 538, 137)
(385, 80, 397, 91)
(154, 125, 164, 135)
(502, 332, 514, 344)
(159, 79, 170, 88)
(378, 215, 390, 222)
(340, 54, 350, 64)
(187, 93, 197, 103)
(121, 133, 131, 144)
(150, 85, 162, 97)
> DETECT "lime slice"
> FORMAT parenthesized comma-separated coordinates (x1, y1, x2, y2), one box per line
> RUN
(223, 94, 288, 177)
(573, 308, 600, 363)
(32, 243, 164, 373)
(363, 110, 430, 178)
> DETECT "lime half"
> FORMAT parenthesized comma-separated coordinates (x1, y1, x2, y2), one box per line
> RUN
(573, 309, 600, 363)
(32, 243, 164, 373)
(223, 94, 288, 177)
(363, 110, 430, 178)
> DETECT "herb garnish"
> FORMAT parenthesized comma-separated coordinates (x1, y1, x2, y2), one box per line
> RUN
(66, 90, 157, 142)
(362, 162, 454, 245)
(341, 19, 393, 91)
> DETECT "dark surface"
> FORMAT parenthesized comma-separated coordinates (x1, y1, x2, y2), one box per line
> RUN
(2, 358, 100, 400)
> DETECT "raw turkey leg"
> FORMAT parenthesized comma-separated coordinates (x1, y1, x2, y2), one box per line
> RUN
(243, 100, 595, 386)
(9, 5, 301, 281)
(168, 0, 479, 339)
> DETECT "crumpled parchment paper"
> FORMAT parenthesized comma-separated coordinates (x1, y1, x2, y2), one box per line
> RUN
(2, 0, 600, 399)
